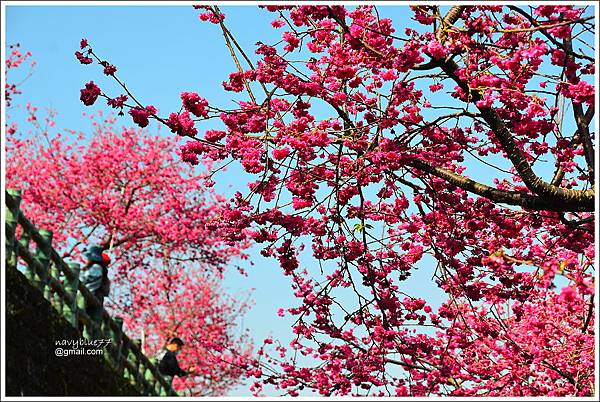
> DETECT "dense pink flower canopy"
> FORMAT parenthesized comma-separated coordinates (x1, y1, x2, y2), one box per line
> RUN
(12, 4, 598, 397)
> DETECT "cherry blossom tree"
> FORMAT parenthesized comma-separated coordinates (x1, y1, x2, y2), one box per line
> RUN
(5, 89, 253, 395)
(124, 263, 253, 396)
(76, 4, 595, 396)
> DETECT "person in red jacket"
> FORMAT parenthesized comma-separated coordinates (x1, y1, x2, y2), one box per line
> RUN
(78, 244, 111, 336)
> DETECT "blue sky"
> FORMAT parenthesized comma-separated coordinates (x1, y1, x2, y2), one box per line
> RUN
(5, 4, 593, 396)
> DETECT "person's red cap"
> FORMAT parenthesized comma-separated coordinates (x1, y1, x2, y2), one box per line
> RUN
(101, 252, 111, 265)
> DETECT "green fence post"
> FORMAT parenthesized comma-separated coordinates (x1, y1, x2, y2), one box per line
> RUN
(63, 262, 80, 328)
(78, 293, 93, 339)
(134, 339, 151, 395)
(65, 263, 80, 329)
(50, 261, 63, 314)
(120, 338, 129, 380)
(122, 343, 132, 383)
(90, 300, 104, 340)
(34, 229, 53, 299)
(5, 189, 21, 270)
(142, 364, 153, 395)
(19, 231, 32, 280)
(147, 356, 165, 396)
(111, 317, 124, 369)
(127, 344, 141, 390)
(137, 361, 148, 395)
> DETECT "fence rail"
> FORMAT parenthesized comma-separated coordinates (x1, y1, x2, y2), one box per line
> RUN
(5, 188, 177, 397)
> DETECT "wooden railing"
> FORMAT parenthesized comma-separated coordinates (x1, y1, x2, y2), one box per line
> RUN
(5, 189, 177, 397)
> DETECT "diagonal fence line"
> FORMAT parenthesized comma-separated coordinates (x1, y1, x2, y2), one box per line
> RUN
(5, 188, 178, 397)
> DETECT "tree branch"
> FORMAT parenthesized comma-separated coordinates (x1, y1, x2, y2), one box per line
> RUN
(408, 159, 592, 212)
(432, 6, 594, 210)
(551, 106, 595, 186)
(437, 57, 594, 208)
(507, 6, 595, 63)
(562, 34, 595, 185)
(436, 5, 465, 43)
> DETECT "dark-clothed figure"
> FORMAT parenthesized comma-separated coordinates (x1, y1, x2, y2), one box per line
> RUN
(156, 337, 192, 385)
